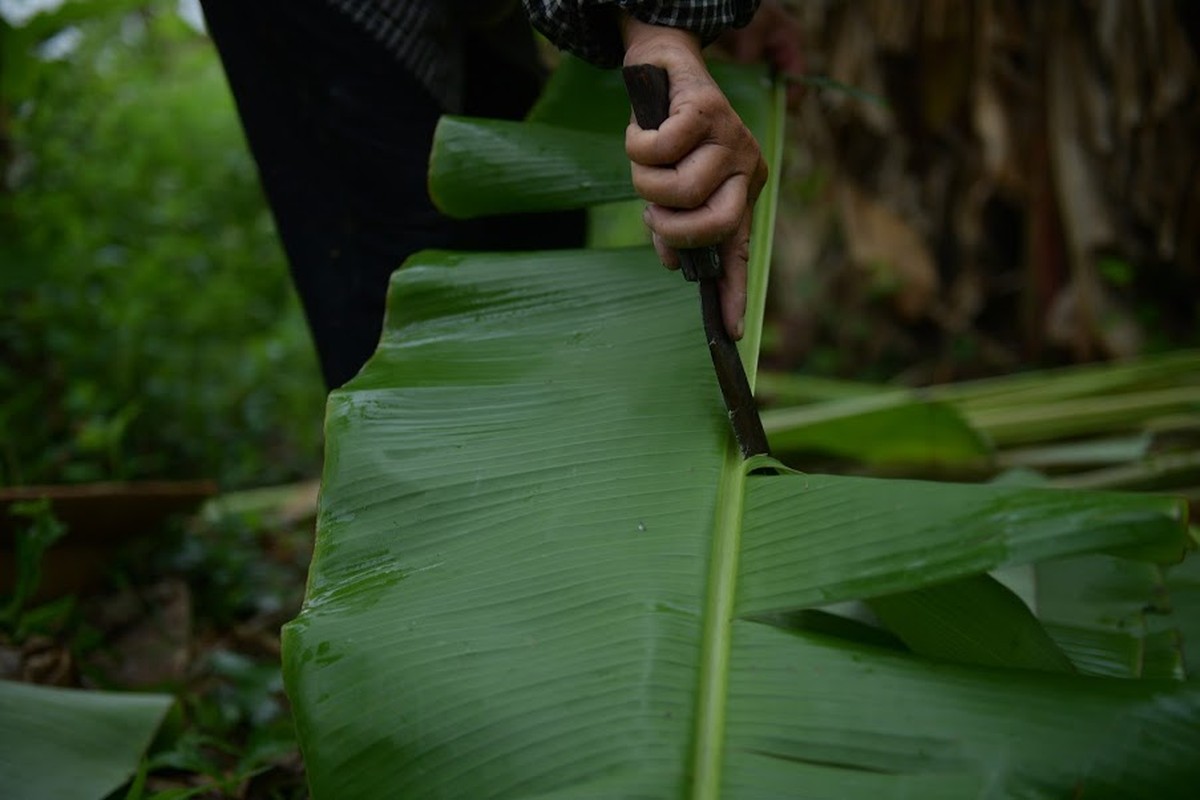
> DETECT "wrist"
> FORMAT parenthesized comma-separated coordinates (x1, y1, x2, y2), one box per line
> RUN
(618, 13, 703, 66)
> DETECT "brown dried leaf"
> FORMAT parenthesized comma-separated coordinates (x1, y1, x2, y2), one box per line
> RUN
(837, 181, 939, 319)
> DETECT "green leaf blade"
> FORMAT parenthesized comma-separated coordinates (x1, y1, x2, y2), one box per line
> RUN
(1034, 554, 1196, 679)
(429, 118, 632, 219)
(0, 681, 173, 800)
(868, 574, 1076, 673)
(525, 57, 630, 133)
(737, 475, 1188, 615)
(763, 395, 992, 467)
(724, 624, 1200, 798)
(285, 248, 731, 798)
(430, 61, 776, 223)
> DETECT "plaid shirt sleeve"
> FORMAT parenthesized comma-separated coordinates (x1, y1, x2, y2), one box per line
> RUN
(522, 1, 762, 67)
(324, 0, 465, 110)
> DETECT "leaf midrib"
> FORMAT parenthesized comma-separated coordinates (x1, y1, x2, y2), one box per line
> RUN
(688, 79, 786, 800)
(691, 448, 753, 798)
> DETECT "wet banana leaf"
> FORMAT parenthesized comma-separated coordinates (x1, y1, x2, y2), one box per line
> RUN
(1035, 554, 1196, 680)
(284, 61, 1200, 799)
(429, 59, 776, 220)
(868, 574, 1076, 673)
(429, 119, 632, 218)
(284, 243, 1197, 798)
(1167, 552, 1200, 678)
(761, 393, 991, 467)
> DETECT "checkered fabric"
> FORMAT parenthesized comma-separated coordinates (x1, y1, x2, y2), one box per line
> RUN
(322, 1, 761, 108)
(523, 1, 761, 67)
(323, 0, 461, 107)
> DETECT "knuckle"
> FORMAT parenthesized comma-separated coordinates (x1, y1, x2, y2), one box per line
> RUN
(659, 222, 691, 248)
(630, 166, 652, 195)
(696, 86, 727, 112)
(714, 208, 742, 238)
(735, 132, 761, 163)
(624, 126, 638, 152)
(678, 171, 709, 208)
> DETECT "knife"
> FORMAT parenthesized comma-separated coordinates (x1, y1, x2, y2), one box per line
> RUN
(622, 63, 771, 460)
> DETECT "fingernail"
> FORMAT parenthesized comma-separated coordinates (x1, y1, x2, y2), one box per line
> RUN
(734, 318, 745, 340)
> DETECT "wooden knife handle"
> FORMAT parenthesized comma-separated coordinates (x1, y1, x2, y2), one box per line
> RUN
(621, 64, 722, 283)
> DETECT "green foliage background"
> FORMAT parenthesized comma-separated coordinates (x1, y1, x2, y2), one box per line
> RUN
(1, 1, 324, 488)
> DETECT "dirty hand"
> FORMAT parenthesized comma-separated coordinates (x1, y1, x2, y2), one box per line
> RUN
(620, 16, 767, 341)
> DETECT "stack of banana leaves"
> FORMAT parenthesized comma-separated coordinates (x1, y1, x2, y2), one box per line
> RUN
(283, 59, 1200, 798)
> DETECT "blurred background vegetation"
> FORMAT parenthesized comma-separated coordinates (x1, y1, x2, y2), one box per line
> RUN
(2, 5, 322, 795)
(767, 0, 1199, 381)
(1, 0, 324, 490)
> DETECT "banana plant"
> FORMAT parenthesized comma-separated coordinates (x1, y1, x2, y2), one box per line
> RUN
(0, 681, 172, 800)
(282, 60, 1200, 798)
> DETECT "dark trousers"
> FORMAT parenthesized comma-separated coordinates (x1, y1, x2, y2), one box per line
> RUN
(201, 0, 586, 389)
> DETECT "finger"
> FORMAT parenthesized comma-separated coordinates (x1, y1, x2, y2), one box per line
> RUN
(624, 84, 727, 166)
(717, 216, 753, 340)
(651, 231, 679, 270)
(631, 144, 736, 210)
(625, 123, 684, 168)
(644, 174, 750, 249)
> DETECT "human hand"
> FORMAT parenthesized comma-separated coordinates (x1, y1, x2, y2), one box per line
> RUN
(713, 0, 805, 108)
(620, 16, 767, 340)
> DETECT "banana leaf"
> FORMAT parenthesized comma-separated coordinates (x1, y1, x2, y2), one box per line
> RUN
(760, 351, 1200, 450)
(1034, 554, 1198, 680)
(1167, 552, 1200, 676)
(429, 58, 776, 221)
(284, 242, 1198, 797)
(760, 394, 991, 467)
(284, 63, 1200, 798)
(0, 680, 172, 800)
